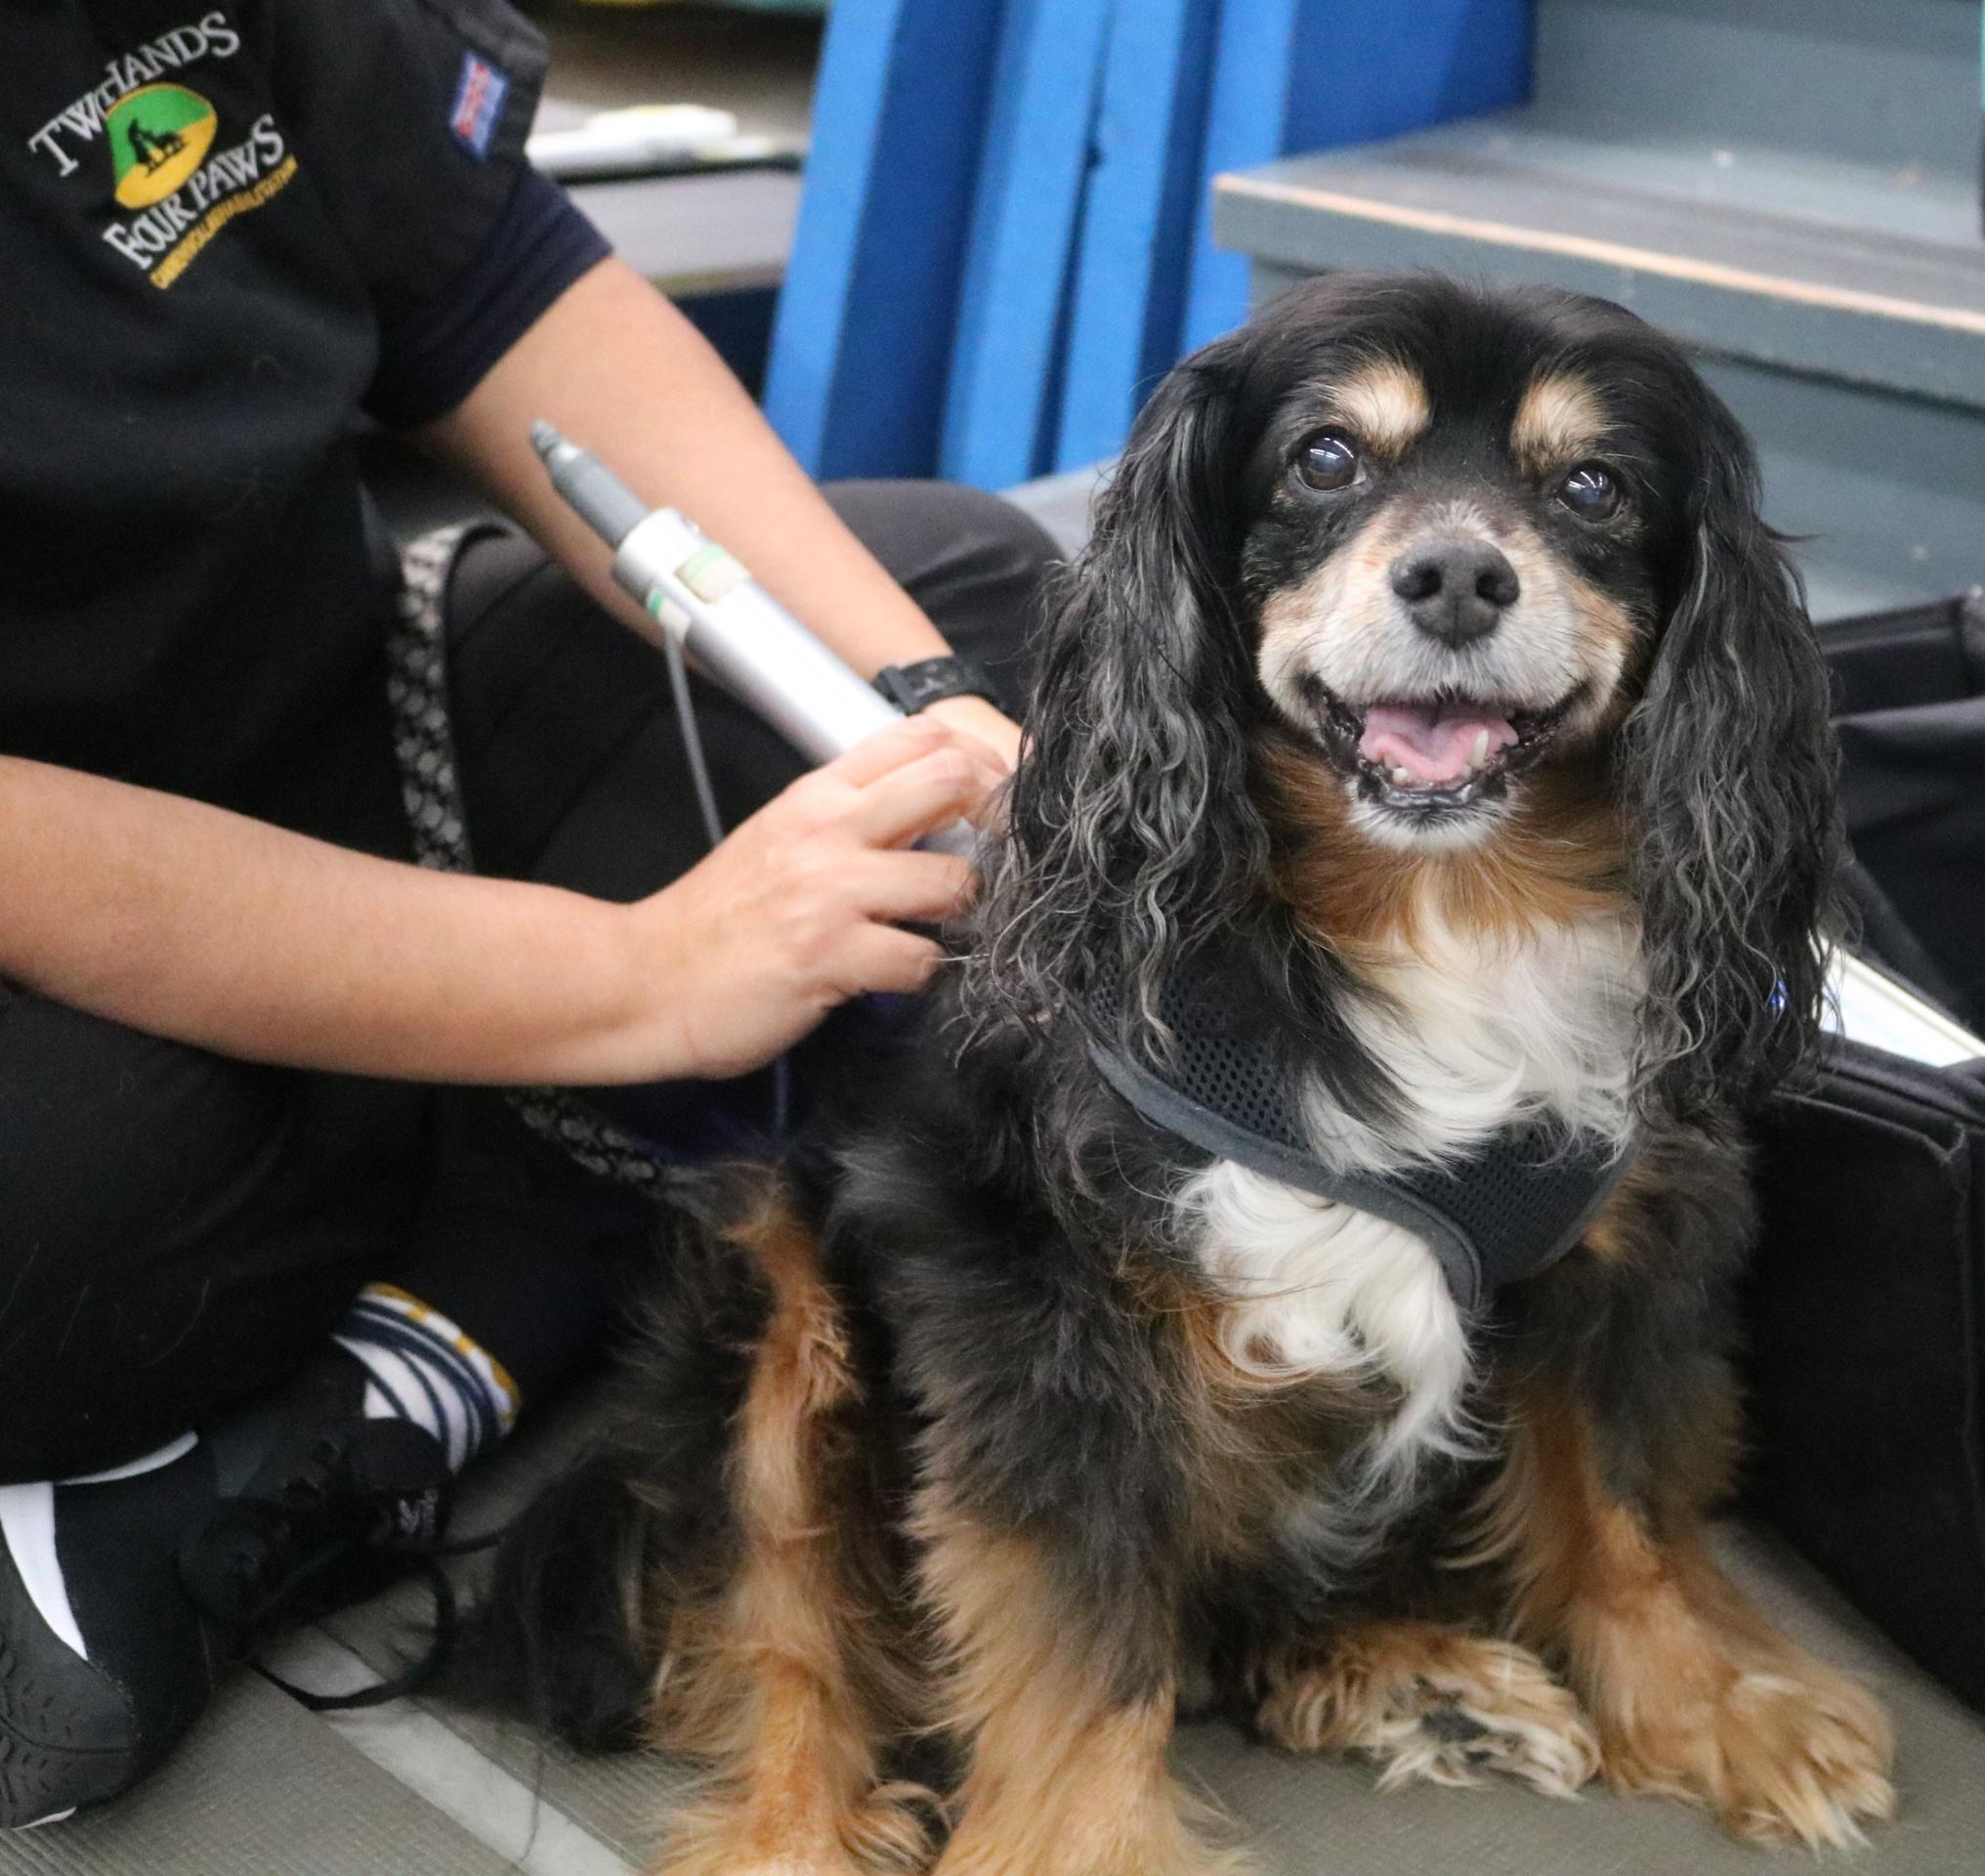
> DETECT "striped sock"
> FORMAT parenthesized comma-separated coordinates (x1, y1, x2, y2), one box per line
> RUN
(331, 1283, 521, 1472)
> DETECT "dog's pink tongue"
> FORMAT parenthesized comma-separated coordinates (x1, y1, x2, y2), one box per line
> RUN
(1358, 704, 1518, 786)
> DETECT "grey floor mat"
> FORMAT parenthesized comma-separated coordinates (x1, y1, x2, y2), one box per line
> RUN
(0, 1673, 520, 1876)
(318, 1579, 687, 1871)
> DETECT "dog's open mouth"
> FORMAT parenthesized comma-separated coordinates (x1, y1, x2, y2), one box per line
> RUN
(1305, 681, 1581, 812)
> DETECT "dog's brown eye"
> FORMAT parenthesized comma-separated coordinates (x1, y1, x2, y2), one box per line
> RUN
(1559, 462, 1621, 521)
(1294, 430, 1361, 492)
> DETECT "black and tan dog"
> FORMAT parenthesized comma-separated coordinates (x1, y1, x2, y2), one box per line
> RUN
(486, 275, 1893, 1874)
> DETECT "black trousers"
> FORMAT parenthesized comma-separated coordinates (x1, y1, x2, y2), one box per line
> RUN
(0, 482, 1056, 1482)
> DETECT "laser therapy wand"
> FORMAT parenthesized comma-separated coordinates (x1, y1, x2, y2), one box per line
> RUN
(531, 421, 912, 767)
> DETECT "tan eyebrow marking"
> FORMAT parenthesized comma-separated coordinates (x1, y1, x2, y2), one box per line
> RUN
(1322, 357, 1431, 457)
(1511, 373, 1610, 476)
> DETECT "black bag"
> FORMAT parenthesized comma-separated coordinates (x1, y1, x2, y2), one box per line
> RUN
(1827, 590, 1985, 1026)
(1742, 588, 1985, 1711)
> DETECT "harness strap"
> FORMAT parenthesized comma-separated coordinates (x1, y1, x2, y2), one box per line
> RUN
(1090, 1042, 1490, 1306)
(1088, 958, 1631, 1311)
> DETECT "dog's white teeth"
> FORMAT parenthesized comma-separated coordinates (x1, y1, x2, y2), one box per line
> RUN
(1392, 766, 1416, 788)
(1469, 728, 1491, 771)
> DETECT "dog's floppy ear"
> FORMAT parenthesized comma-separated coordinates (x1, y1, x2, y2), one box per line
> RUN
(1623, 383, 1839, 1119)
(970, 342, 1262, 1036)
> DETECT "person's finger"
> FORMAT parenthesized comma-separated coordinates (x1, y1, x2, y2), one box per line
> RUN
(849, 747, 999, 849)
(920, 697, 1022, 774)
(837, 924, 947, 996)
(825, 714, 957, 789)
(849, 850, 977, 924)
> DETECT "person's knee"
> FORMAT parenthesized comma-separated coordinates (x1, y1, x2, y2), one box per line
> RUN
(823, 481, 1066, 705)
(926, 482, 1065, 591)
(830, 479, 1062, 584)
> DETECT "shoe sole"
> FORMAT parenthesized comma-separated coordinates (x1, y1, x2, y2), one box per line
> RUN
(0, 1556, 141, 1828)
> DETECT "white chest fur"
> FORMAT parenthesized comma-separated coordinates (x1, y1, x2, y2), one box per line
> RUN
(1178, 910, 1640, 1485)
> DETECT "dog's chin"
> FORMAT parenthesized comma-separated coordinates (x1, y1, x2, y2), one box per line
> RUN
(1295, 676, 1584, 852)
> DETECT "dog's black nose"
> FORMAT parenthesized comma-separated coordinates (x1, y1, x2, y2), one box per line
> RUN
(1389, 539, 1520, 646)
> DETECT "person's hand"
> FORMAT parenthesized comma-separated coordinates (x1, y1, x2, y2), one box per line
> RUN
(614, 716, 1005, 1081)
(924, 693, 1023, 775)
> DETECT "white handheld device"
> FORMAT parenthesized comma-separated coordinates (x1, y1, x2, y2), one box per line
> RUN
(531, 422, 974, 858)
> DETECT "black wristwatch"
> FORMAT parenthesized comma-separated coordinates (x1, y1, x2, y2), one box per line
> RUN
(872, 655, 1000, 715)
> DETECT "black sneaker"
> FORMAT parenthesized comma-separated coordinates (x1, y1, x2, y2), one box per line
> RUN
(0, 1435, 221, 1828)
(180, 1356, 454, 1652)
(0, 1350, 452, 1829)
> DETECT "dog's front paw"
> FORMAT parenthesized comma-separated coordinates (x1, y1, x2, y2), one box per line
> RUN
(654, 1850, 871, 1876)
(1598, 1653, 1895, 1849)
(678, 1857, 857, 1873)
(655, 1849, 906, 1876)
(1255, 1620, 1599, 1800)
(652, 1781, 937, 1876)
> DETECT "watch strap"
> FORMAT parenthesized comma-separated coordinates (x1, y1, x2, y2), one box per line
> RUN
(873, 655, 1000, 715)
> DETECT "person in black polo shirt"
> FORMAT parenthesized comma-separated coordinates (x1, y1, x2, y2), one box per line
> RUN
(0, 0, 1055, 1825)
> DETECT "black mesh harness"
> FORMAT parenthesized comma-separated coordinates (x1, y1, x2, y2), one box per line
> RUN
(1088, 954, 1632, 1313)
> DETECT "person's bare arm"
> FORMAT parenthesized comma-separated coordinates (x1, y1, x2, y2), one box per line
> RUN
(416, 256, 1023, 766)
(5, 261, 1018, 1084)
(0, 720, 993, 1085)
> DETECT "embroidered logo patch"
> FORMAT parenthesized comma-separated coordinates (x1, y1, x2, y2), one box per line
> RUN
(449, 52, 508, 159)
(107, 84, 217, 208)
(24, 12, 298, 290)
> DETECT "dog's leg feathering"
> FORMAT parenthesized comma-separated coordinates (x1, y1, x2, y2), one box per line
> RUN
(1475, 1378, 1895, 1849)
(652, 1193, 929, 1876)
(914, 1498, 1245, 1876)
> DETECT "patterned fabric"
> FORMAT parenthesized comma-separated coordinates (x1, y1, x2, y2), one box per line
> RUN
(388, 524, 668, 1194)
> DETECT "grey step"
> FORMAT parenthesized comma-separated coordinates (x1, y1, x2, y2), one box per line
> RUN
(1213, 109, 1985, 411)
(1693, 350, 1985, 618)
(1533, 0, 1984, 178)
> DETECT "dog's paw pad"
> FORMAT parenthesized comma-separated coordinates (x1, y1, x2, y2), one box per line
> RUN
(1256, 1625, 1598, 1801)
(1386, 1676, 1600, 1799)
